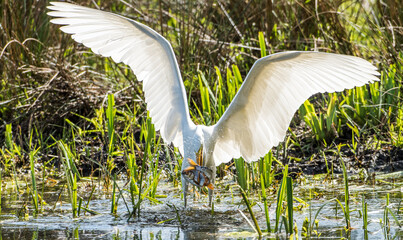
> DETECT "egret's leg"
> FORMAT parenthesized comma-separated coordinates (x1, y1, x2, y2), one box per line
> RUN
(181, 176, 188, 208)
(208, 188, 214, 206)
(208, 166, 216, 207)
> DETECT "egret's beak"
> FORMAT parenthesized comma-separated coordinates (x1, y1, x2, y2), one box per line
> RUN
(182, 158, 214, 190)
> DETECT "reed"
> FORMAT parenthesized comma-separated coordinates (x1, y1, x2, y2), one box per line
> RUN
(382, 193, 391, 239)
(58, 141, 81, 218)
(274, 165, 288, 232)
(111, 173, 118, 215)
(258, 31, 267, 58)
(29, 150, 40, 216)
(362, 195, 368, 240)
(85, 185, 96, 214)
(260, 174, 271, 232)
(382, 193, 402, 239)
(0, 1, 402, 234)
(286, 176, 294, 235)
(0, 170, 2, 214)
(259, 151, 274, 190)
(338, 145, 351, 231)
(234, 157, 249, 191)
(240, 188, 262, 236)
(106, 93, 117, 174)
(126, 115, 164, 219)
(299, 94, 339, 144)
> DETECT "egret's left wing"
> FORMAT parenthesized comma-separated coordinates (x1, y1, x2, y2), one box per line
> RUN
(210, 51, 379, 166)
(48, 2, 195, 154)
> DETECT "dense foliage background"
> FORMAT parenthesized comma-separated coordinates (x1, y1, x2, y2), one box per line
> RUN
(0, 0, 402, 175)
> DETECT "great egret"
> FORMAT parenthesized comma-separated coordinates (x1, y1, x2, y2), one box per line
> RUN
(48, 2, 379, 207)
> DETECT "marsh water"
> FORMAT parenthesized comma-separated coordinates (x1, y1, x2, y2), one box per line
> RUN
(0, 172, 402, 239)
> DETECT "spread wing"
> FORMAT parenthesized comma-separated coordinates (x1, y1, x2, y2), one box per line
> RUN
(48, 2, 195, 154)
(210, 51, 379, 165)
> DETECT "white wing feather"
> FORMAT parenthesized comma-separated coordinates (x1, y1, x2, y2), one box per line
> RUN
(211, 51, 379, 166)
(47, 2, 194, 154)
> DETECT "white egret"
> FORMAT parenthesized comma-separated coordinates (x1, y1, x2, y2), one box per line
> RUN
(48, 2, 379, 207)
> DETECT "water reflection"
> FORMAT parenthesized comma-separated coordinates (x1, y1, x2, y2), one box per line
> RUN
(0, 174, 402, 240)
(1, 221, 402, 239)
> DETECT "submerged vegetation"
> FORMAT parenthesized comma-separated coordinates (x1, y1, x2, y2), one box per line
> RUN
(0, 0, 402, 238)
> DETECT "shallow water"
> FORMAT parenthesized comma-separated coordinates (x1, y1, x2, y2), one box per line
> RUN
(0, 173, 402, 239)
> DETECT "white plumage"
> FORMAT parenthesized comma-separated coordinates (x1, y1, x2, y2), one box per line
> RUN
(48, 2, 379, 206)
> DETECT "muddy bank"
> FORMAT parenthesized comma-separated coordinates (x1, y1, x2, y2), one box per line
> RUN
(287, 145, 403, 176)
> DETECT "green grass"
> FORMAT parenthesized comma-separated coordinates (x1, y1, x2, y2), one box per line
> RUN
(240, 187, 262, 236)
(58, 141, 81, 218)
(274, 165, 288, 232)
(299, 94, 340, 144)
(337, 146, 351, 231)
(286, 176, 294, 235)
(260, 173, 271, 232)
(29, 150, 40, 216)
(106, 93, 117, 174)
(362, 195, 368, 240)
(0, 170, 2, 215)
(0, 0, 402, 235)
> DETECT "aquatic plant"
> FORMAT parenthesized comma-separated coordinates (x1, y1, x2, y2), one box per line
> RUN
(337, 144, 351, 231)
(274, 166, 287, 232)
(0, 1, 402, 237)
(299, 94, 340, 144)
(58, 141, 81, 218)
(260, 173, 271, 232)
(240, 187, 262, 236)
(29, 150, 40, 216)
(0, 170, 2, 214)
(362, 195, 368, 240)
(106, 94, 117, 174)
(381, 193, 402, 239)
(111, 173, 118, 215)
(285, 176, 294, 235)
(235, 157, 250, 191)
(259, 151, 275, 192)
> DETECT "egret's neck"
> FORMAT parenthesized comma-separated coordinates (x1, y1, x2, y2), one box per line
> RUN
(200, 125, 215, 169)
(181, 125, 203, 170)
(181, 125, 216, 170)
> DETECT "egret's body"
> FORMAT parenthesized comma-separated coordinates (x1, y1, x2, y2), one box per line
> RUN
(48, 2, 379, 207)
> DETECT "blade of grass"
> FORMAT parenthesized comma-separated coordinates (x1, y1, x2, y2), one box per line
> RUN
(286, 176, 293, 235)
(260, 174, 271, 232)
(240, 188, 262, 237)
(29, 150, 39, 216)
(338, 145, 351, 230)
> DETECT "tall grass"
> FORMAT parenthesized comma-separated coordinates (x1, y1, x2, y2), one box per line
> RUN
(260, 174, 271, 232)
(0, 0, 402, 230)
(299, 94, 340, 144)
(337, 149, 351, 231)
(29, 150, 40, 216)
(362, 195, 368, 240)
(0, 170, 2, 214)
(240, 188, 262, 236)
(58, 141, 81, 218)
(1, 0, 401, 163)
(106, 94, 117, 174)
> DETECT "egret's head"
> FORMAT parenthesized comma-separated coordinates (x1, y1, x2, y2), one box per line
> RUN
(182, 147, 214, 190)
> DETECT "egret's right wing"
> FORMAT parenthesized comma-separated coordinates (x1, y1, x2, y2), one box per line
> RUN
(48, 2, 194, 154)
(210, 51, 379, 166)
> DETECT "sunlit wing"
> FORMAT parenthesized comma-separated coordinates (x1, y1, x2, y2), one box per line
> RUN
(211, 51, 379, 165)
(48, 2, 194, 154)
